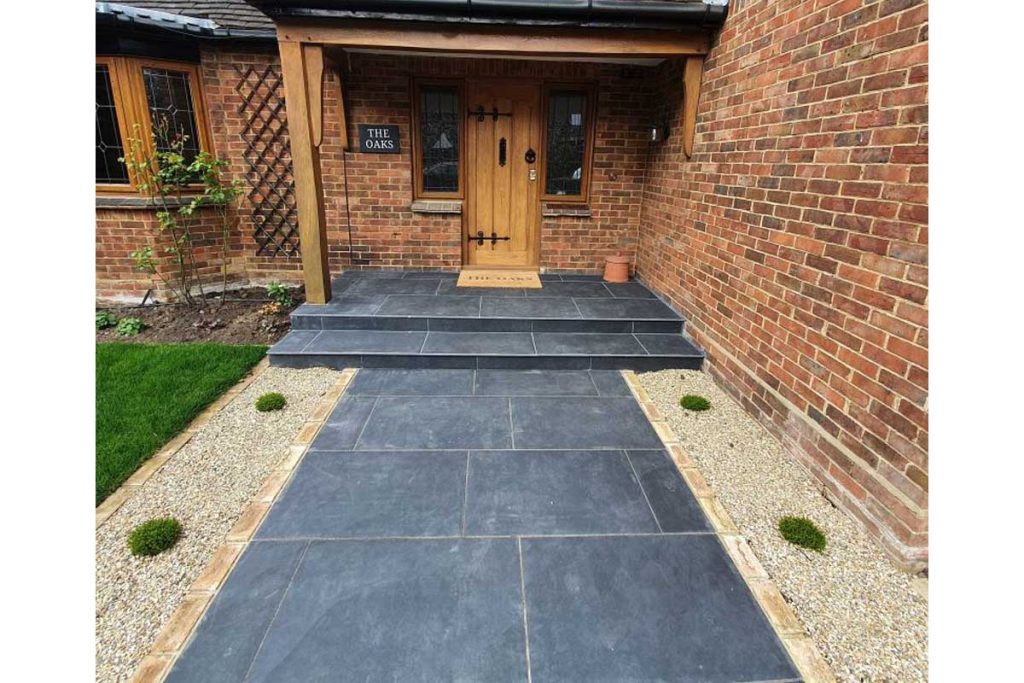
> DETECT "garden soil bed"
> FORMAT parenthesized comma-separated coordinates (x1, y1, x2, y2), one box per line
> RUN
(96, 287, 304, 345)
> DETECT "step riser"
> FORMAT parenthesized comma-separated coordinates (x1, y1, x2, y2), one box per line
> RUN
(291, 316, 684, 334)
(270, 354, 704, 372)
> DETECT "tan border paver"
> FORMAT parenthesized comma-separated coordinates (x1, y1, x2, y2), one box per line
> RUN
(128, 367, 357, 683)
(97, 357, 271, 529)
(621, 370, 837, 683)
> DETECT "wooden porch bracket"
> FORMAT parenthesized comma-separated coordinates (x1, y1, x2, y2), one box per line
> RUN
(682, 56, 704, 159)
(279, 40, 332, 304)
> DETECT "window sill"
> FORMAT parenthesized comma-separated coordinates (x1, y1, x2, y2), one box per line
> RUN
(96, 195, 201, 210)
(411, 199, 463, 215)
(543, 203, 592, 218)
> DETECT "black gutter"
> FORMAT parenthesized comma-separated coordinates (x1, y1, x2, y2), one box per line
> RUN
(248, 1, 729, 30)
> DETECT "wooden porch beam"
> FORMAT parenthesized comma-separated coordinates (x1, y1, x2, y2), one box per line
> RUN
(682, 56, 704, 159)
(278, 21, 709, 57)
(279, 40, 332, 304)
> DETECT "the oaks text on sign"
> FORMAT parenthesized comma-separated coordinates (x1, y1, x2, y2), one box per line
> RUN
(358, 125, 400, 154)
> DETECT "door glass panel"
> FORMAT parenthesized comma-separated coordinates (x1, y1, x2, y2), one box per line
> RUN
(544, 91, 587, 196)
(419, 86, 460, 193)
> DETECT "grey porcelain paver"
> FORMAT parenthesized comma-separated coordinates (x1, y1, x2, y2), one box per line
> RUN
(511, 396, 663, 449)
(348, 368, 474, 395)
(524, 281, 610, 298)
(627, 450, 712, 532)
(604, 281, 658, 298)
(521, 535, 800, 682)
(244, 539, 528, 683)
(346, 277, 442, 296)
(376, 294, 482, 317)
(636, 333, 704, 356)
(296, 294, 386, 316)
(464, 450, 659, 535)
(574, 296, 681, 320)
(481, 296, 581, 319)
(356, 396, 513, 449)
(533, 332, 647, 356)
(165, 542, 307, 683)
(474, 370, 599, 396)
(256, 451, 465, 538)
(588, 370, 633, 396)
(303, 330, 426, 354)
(422, 331, 535, 355)
(268, 330, 317, 354)
(307, 395, 375, 450)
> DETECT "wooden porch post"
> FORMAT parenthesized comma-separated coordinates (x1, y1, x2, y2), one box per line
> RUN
(682, 56, 704, 159)
(279, 40, 332, 303)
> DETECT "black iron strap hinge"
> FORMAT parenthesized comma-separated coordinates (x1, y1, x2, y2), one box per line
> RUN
(468, 230, 511, 247)
(471, 105, 513, 122)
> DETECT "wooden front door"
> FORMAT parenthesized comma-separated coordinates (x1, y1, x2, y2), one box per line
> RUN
(464, 81, 542, 268)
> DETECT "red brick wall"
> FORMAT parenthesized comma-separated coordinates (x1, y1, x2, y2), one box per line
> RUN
(636, 0, 928, 568)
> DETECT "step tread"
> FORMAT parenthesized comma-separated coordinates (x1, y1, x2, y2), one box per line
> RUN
(269, 330, 703, 358)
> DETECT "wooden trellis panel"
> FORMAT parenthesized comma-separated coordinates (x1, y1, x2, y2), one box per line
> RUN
(236, 65, 300, 256)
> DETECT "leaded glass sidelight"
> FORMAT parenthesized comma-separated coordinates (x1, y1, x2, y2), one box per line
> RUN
(142, 67, 202, 162)
(96, 65, 128, 184)
(544, 91, 588, 197)
(418, 86, 460, 193)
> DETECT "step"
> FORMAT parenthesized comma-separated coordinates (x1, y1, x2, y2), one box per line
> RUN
(268, 330, 705, 371)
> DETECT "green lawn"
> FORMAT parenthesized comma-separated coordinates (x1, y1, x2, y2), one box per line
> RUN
(96, 343, 267, 505)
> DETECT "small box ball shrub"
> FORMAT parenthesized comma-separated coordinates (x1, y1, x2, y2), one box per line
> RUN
(255, 392, 287, 412)
(96, 311, 118, 330)
(128, 517, 183, 557)
(778, 516, 827, 552)
(679, 394, 711, 412)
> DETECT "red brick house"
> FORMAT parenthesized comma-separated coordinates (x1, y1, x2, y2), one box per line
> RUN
(96, 0, 928, 568)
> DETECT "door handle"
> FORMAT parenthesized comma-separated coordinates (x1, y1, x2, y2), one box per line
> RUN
(498, 137, 507, 166)
(468, 231, 511, 247)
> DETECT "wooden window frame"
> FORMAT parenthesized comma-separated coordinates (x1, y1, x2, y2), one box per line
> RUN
(410, 78, 465, 200)
(539, 82, 597, 205)
(95, 56, 214, 195)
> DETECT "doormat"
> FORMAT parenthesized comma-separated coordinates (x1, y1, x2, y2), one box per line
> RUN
(457, 270, 542, 289)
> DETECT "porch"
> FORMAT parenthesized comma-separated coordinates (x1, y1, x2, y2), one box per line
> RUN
(270, 270, 704, 370)
(248, 1, 717, 304)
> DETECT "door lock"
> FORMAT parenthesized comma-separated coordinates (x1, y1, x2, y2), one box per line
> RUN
(529, 169, 537, 181)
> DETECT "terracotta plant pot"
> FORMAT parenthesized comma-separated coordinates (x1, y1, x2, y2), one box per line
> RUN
(603, 255, 631, 283)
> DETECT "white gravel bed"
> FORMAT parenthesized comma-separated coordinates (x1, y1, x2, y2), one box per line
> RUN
(638, 369, 928, 683)
(95, 366, 340, 683)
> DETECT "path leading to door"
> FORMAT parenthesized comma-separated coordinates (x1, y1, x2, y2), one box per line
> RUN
(166, 369, 800, 682)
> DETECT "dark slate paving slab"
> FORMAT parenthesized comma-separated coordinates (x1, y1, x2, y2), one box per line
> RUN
(376, 295, 482, 317)
(428, 317, 533, 332)
(481, 297, 581, 319)
(348, 368, 474, 396)
(302, 330, 426, 354)
(402, 270, 457, 279)
(636, 333, 704, 356)
(268, 331, 317, 354)
(474, 370, 599, 396)
(627, 450, 712, 532)
(422, 332, 535, 355)
(357, 396, 513, 450)
(604, 282, 658, 298)
(533, 332, 647, 356)
(478, 356, 591, 371)
(297, 295, 387, 316)
(556, 273, 605, 281)
(511, 397, 663, 450)
(256, 451, 466, 538)
(464, 450, 659, 535)
(575, 296, 681, 320)
(589, 370, 633, 396)
(436, 280, 528, 297)
(525, 281, 611, 298)
(165, 541, 306, 683)
(521, 535, 799, 683)
(319, 316, 429, 331)
(245, 539, 527, 682)
(346, 278, 443, 296)
(309, 395, 376, 451)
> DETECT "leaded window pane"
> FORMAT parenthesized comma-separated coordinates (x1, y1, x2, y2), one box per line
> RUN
(96, 65, 129, 184)
(142, 67, 201, 162)
(545, 92, 587, 196)
(419, 87, 459, 193)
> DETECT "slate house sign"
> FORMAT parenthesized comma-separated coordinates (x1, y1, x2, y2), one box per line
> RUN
(358, 125, 400, 153)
